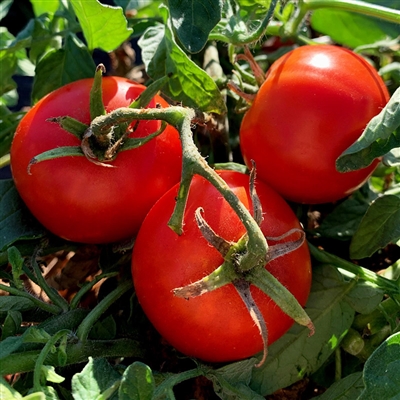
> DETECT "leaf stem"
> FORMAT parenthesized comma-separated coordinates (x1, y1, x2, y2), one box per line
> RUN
(76, 280, 133, 341)
(0, 338, 145, 375)
(31, 253, 69, 312)
(0, 283, 61, 315)
(285, 0, 400, 37)
(69, 272, 119, 310)
(304, 0, 400, 22)
(308, 242, 400, 295)
(33, 329, 70, 391)
(154, 367, 208, 399)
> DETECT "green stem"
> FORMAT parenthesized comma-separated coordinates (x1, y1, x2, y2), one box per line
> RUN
(89, 106, 269, 270)
(70, 272, 118, 309)
(0, 338, 145, 375)
(33, 329, 70, 391)
(0, 283, 61, 315)
(154, 368, 207, 399)
(304, 0, 400, 22)
(76, 280, 133, 341)
(335, 347, 342, 381)
(0, 154, 10, 168)
(308, 243, 400, 295)
(285, 0, 400, 37)
(31, 253, 69, 312)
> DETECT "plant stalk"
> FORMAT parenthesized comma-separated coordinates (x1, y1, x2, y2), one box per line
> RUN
(76, 280, 133, 341)
(0, 338, 145, 375)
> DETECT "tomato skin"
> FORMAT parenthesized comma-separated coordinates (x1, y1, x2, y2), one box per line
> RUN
(131, 171, 311, 363)
(240, 45, 390, 204)
(10, 77, 182, 243)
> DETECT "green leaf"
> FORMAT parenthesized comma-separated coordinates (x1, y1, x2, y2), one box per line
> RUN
(210, 358, 265, 399)
(28, 14, 62, 63)
(23, 327, 52, 344)
(0, 336, 25, 359)
(119, 362, 155, 400)
(317, 196, 371, 241)
(344, 281, 384, 315)
(71, 357, 121, 400)
(1, 310, 22, 340)
(89, 315, 116, 340)
(29, 386, 59, 400)
(0, 0, 13, 21)
(31, 33, 95, 103)
(336, 86, 400, 173)
(23, 393, 46, 400)
(350, 195, 400, 259)
(0, 32, 18, 96)
(249, 264, 356, 396)
(41, 365, 65, 384)
(311, 1, 400, 48)
(0, 296, 36, 312)
(0, 106, 24, 157)
(168, 0, 222, 53)
(210, 0, 278, 45)
(0, 376, 23, 400)
(8, 246, 25, 289)
(70, 0, 132, 52)
(30, 0, 60, 17)
(316, 372, 364, 400)
(139, 13, 226, 114)
(359, 332, 400, 399)
(0, 179, 45, 252)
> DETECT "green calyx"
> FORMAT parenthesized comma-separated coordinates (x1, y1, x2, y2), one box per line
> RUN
(172, 170, 314, 367)
(28, 65, 169, 170)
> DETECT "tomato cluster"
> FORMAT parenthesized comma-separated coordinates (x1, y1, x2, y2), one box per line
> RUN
(10, 44, 390, 365)
(240, 45, 389, 204)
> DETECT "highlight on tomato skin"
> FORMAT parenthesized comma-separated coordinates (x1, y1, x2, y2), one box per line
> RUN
(239, 44, 390, 205)
(10, 77, 183, 244)
(131, 170, 312, 364)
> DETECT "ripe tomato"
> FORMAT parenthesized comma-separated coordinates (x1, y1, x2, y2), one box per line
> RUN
(240, 45, 390, 204)
(131, 170, 311, 363)
(11, 77, 182, 243)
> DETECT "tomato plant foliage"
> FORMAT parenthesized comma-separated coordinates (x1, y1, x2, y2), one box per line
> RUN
(1, 0, 400, 399)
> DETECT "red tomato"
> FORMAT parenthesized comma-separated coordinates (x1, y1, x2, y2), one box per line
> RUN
(240, 45, 390, 204)
(131, 170, 311, 363)
(11, 77, 182, 243)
